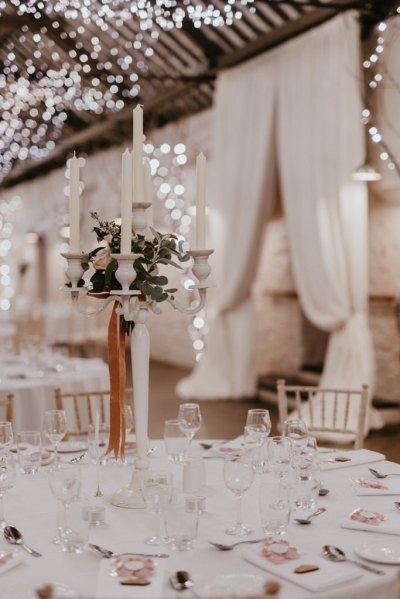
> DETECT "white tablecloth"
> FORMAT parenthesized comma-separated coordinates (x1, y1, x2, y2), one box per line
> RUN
(0, 356, 109, 432)
(0, 443, 399, 598)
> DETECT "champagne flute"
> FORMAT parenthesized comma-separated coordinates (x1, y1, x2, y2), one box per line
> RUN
(178, 403, 201, 456)
(245, 409, 271, 474)
(43, 410, 67, 466)
(223, 455, 254, 536)
(0, 422, 13, 451)
(0, 451, 16, 530)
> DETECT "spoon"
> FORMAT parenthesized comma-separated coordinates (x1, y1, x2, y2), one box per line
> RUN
(69, 453, 86, 463)
(294, 507, 326, 525)
(4, 525, 42, 557)
(368, 467, 400, 479)
(170, 571, 199, 598)
(322, 545, 385, 575)
(88, 543, 169, 559)
(394, 502, 400, 511)
(208, 537, 268, 551)
(318, 488, 330, 496)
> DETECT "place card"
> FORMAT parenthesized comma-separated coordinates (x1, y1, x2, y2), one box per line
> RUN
(341, 508, 400, 535)
(243, 543, 362, 592)
(94, 556, 165, 598)
(350, 478, 400, 496)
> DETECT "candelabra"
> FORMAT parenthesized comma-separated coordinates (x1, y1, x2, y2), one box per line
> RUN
(62, 203, 213, 508)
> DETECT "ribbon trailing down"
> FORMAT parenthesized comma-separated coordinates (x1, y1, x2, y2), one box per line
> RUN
(106, 302, 126, 459)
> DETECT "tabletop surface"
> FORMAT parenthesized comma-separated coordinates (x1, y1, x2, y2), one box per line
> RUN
(0, 441, 399, 599)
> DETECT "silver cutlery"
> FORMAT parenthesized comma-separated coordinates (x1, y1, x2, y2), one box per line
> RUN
(88, 543, 169, 559)
(394, 502, 400, 511)
(208, 537, 268, 551)
(4, 525, 42, 557)
(170, 571, 199, 598)
(368, 467, 400, 479)
(69, 453, 86, 463)
(322, 545, 385, 575)
(318, 487, 330, 496)
(295, 507, 326, 525)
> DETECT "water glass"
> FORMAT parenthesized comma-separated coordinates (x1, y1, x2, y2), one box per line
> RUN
(0, 451, 16, 530)
(17, 430, 42, 474)
(0, 421, 13, 450)
(164, 495, 199, 551)
(59, 497, 89, 553)
(182, 457, 206, 494)
(164, 419, 187, 463)
(178, 403, 201, 456)
(292, 471, 320, 511)
(48, 465, 82, 545)
(143, 471, 173, 546)
(245, 409, 271, 445)
(259, 472, 291, 540)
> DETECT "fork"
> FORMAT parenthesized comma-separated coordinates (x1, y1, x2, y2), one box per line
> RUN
(69, 453, 86, 463)
(208, 538, 267, 551)
(368, 467, 400, 479)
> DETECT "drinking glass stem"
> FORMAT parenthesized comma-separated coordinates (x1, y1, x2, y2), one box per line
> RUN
(235, 493, 243, 529)
(154, 508, 162, 540)
(54, 442, 59, 466)
(187, 436, 192, 457)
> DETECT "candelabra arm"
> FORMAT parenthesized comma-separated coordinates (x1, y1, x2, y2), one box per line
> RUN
(72, 293, 119, 317)
(166, 288, 207, 315)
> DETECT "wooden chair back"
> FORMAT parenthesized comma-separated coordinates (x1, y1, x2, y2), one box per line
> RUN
(54, 388, 110, 439)
(277, 379, 369, 449)
(0, 393, 14, 423)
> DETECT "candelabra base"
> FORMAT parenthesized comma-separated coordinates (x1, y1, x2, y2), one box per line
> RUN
(110, 465, 148, 509)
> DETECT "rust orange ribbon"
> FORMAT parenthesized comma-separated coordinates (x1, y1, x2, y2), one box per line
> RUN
(106, 302, 126, 459)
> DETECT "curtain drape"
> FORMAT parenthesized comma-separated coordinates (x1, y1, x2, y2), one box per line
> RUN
(177, 12, 377, 429)
(176, 52, 278, 399)
(277, 15, 377, 430)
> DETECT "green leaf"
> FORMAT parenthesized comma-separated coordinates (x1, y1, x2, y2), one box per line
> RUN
(165, 288, 178, 293)
(149, 275, 168, 286)
(104, 259, 117, 288)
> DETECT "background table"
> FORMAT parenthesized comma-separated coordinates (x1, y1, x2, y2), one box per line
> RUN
(0, 443, 399, 598)
(0, 355, 109, 432)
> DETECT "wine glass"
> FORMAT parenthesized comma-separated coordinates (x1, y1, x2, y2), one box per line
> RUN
(245, 409, 271, 474)
(223, 454, 254, 536)
(178, 403, 201, 456)
(43, 410, 67, 466)
(0, 422, 14, 450)
(283, 419, 308, 455)
(0, 451, 16, 530)
(48, 465, 81, 547)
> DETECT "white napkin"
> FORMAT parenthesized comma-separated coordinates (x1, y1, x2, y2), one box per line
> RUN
(341, 511, 400, 535)
(350, 478, 400, 496)
(94, 557, 165, 599)
(320, 449, 385, 471)
(0, 551, 24, 575)
(243, 545, 362, 593)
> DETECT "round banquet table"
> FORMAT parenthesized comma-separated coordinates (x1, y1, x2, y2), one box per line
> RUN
(0, 356, 109, 433)
(0, 442, 399, 599)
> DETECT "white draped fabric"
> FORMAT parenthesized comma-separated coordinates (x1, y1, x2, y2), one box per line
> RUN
(177, 49, 278, 399)
(177, 12, 376, 427)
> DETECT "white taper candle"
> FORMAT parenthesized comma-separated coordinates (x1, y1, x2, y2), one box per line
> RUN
(69, 153, 81, 253)
(144, 159, 154, 232)
(120, 149, 133, 254)
(133, 105, 144, 204)
(195, 152, 206, 249)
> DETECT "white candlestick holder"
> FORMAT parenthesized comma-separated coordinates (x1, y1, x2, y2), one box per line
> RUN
(132, 203, 152, 236)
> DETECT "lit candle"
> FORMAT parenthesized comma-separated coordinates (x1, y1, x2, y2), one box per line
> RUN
(144, 158, 154, 233)
(69, 153, 81, 253)
(133, 105, 144, 204)
(120, 149, 133, 254)
(195, 152, 206, 249)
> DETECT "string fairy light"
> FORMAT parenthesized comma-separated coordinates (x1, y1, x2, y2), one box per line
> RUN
(360, 19, 400, 178)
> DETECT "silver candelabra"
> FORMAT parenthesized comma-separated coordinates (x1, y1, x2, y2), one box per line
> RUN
(62, 202, 213, 508)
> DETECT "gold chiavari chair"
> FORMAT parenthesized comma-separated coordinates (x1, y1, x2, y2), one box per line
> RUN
(277, 379, 369, 449)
